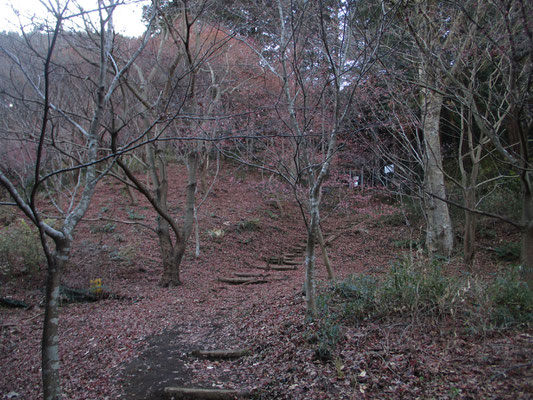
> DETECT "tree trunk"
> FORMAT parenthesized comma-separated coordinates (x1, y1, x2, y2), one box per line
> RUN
(42, 241, 69, 400)
(422, 87, 454, 258)
(158, 150, 198, 283)
(194, 206, 200, 258)
(458, 105, 482, 268)
(122, 169, 137, 206)
(184, 152, 199, 240)
(317, 225, 334, 280)
(198, 150, 210, 193)
(158, 219, 184, 287)
(521, 177, 533, 287)
(304, 195, 320, 318)
(463, 186, 476, 267)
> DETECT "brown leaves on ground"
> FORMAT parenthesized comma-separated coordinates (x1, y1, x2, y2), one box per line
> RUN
(1, 165, 531, 399)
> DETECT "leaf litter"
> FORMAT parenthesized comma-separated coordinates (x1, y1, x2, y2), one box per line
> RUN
(1, 165, 531, 399)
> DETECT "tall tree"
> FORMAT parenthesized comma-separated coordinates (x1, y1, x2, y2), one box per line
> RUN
(223, 0, 389, 317)
(0, 1, 155, 398)
(440, 0, 533, 282)
(403, 0, 456, 257)
(113, 0, 232, 286)
(374, 0, 532, 274)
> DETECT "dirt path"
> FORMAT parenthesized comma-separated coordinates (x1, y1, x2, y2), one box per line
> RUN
(118, 232, 311, 399)
(120, 317, 244, 399)
(119, 283, 300, 399)
(116, 216, 400, 399)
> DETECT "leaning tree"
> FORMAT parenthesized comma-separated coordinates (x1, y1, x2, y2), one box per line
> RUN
(0, 1, 156, 398)
(111, 0, 235, 286)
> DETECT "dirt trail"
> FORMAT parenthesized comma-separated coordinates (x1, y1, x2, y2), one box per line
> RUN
(119, 236, 309, 399)
(119, 281, 300, 399)
(121, 317, 243, 399)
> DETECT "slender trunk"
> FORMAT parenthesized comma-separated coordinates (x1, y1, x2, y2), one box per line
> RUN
(199, 151, 209, 193)
(194, 150, 220, 258)
(123, 172, 137, 206)
(305, 195, 320, 318)
(459, 105, 481, 268)
(317, 225, 334, 280)
(194, 206, 200, 258)
(422, 88, 454, 257)
(42, 240, 69, 400)
(184, 152, 199, 240)
(521, 176, 533, 287)
(463, 186, 476, 267)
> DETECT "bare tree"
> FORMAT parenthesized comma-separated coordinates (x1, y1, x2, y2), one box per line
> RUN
(371, 0, 532, 276)
(0, 1, 155, 398)
(441, 0, 533, 282)
(402, 1, 458, 257)
(222, 0, 389, 317)
(112, 0, 232, 286)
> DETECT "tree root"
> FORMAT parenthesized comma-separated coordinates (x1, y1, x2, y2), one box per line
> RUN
(490, 360, 533, 381)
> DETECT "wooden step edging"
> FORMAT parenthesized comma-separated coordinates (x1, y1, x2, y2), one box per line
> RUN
(254, 265, 297, 271)
(263, 257, 302, 265)
(164, 387, 251, 399)
(234, 273, 269, 278)
(218, 277, 268, 285)
(191, 348, 249, 359)
(280, 259, 300, 266)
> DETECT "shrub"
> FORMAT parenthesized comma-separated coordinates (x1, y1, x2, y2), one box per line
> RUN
(371, 212, 406, 227)
(477, 173, 521, 221)
(493, 242, 520, 261)
(379, 254, 455, 319)
(0, 218, 45, 277)
(238, 218, 261, 232)
(264, 209, 279, 220)
(392, 238, 424, 249)
(208, 228, 225, 241)
(478, 225, 497, 239)
(126, 208, 146, 220)
(489, 267, 533, 327)
(457, 278, 493, 334)
(317, 253, 532, 335)
(109, 244, 138, 265)
(402, 196, 425, 222)
(90, 222, 116, 234)
(0, 207, 16, 226)
(313, 292, 343, 361)
(331, 274, 378, 321)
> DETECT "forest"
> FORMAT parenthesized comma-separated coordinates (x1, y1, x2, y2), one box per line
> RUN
(0, 0, 531, 399)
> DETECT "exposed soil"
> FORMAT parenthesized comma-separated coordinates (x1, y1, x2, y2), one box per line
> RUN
(1, 163, 531, 399)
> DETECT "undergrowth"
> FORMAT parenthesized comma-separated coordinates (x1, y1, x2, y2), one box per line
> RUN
(0, 218, 46, 278)
(493, 241, 520, 261)
(312, 253, 533, 359)
(238, 218, 261, 232)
